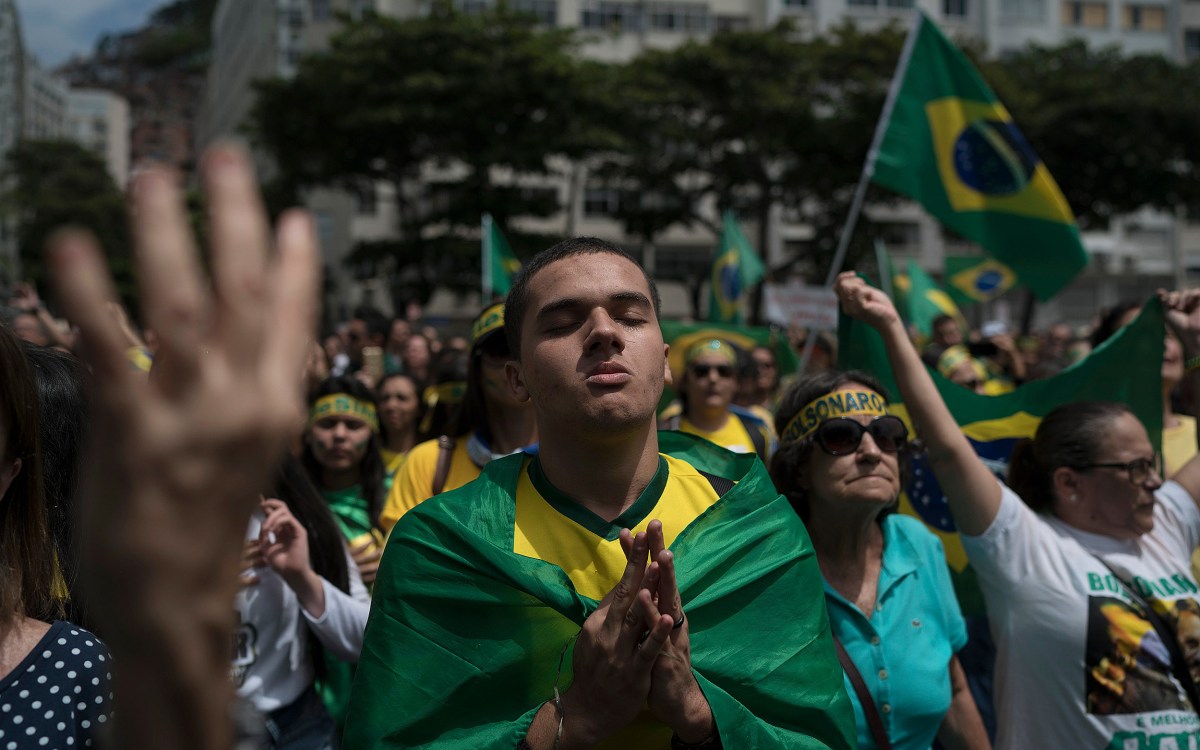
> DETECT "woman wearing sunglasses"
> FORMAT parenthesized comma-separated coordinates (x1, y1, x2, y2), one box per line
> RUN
(665, 338, 773, 458)
(770, 371, 988, 750)
(836, 272, 1200, 750)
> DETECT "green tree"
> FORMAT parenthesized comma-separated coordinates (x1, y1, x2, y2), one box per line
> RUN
(981, 42, 1200, 227)
(251, 2, 611, 305)
(592, 22, 905, 315)
(4, 139, 132, 302)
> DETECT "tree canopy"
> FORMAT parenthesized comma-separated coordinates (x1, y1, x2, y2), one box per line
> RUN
(3, 140, 132, 303)
(248, 11, 1200, 308)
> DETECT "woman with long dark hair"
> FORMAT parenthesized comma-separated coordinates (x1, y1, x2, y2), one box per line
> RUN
(301, 376, 387, 586)
(375, 372, 423, 487)
(236, 455, 369, 749)
(0, 325, 111, 747)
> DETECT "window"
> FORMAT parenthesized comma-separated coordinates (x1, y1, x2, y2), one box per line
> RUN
(714, 14, 751, 29)
(354, 183, 378, 216)
(885, 0, 913, 8)
(1000, 0, 1044, 20)
(581, 1, 643, 30)
(1187, 30, 1200, 60)
(648, 2, 709, 31)
(583, 187, 623, 217)
(310, 0, 332, 20)
(943, 0, 968, 15)
(1122, 3, 1166, 29)
(512, 0, 558, 23)
(781, 0, 810, 7)
(1061, 0, 1107, 26)
(878, 222, 919, 251)
(847, 0, 878, 7)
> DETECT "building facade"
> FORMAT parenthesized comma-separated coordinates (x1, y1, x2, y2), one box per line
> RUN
(67, 88, 132, 188)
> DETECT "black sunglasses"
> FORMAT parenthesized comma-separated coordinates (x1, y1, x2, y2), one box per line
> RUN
(814, 416, 908, 456)
(691, 363, 734, 378)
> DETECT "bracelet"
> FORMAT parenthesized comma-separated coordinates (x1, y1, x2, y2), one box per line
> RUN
(551, 688, 564, 749)
(1186, 355, 1200, 373)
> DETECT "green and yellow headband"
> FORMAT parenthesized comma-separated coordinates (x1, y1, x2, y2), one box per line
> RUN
(684, 338, 737, 366)
(308, 393, 379, 433)
(470, 303, 505, 349)
(780, 389, 889, 444)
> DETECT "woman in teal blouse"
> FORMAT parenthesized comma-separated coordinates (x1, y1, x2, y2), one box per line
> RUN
(770, 370, 989, 750)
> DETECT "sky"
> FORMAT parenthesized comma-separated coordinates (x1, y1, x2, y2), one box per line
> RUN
(15, 0, 163, 68)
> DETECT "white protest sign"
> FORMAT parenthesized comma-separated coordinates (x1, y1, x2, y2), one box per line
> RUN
(763, 282, 839, 332)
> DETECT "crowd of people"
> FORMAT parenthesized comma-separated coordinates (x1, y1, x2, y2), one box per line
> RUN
(4, 144, 1200, 750)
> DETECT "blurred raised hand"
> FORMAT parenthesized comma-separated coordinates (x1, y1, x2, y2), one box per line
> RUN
(48, 145, 319, 750)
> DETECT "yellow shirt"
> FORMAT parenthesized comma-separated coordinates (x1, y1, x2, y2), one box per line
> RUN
(379, 438, 480, 533)
(1165, 415, 1198, 477)
(679, 413, 766, 458)
(512, 453, 724, 749)
(513, 453, 722, 600)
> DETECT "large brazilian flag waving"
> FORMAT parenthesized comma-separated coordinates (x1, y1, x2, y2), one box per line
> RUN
(839, 297, 1164, 614)
(871, 12, 1088, 301)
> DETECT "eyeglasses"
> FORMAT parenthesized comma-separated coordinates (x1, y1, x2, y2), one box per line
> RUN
(813, 416, 908, 456)
(1076, 454, 1163, 486)
(691, 363, 734, 379)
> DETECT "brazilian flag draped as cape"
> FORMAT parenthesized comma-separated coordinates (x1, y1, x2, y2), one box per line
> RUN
(344, 432, 855, 749)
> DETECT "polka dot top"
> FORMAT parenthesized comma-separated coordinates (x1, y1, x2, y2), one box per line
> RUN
(0, 621, 113, 749)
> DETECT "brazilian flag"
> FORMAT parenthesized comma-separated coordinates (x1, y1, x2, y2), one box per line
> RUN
(344, 433, 856, 748)
(707, 211, 765, 324)
(872, 12, 1088, 301)
(944, 255, 1016, 305)
(903, 258, 965, 341)
(839, 298, 1164, 614)
(482, 213, 522, 299)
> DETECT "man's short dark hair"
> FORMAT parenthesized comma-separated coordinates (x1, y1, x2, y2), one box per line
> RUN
(352, 306, 390, 342)
(504, 237, 661, 359)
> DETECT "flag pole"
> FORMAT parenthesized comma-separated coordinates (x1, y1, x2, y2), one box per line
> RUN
(481, 213, 493, 302)
(874, 238, 894, 301)
(800, 9, 924, 373)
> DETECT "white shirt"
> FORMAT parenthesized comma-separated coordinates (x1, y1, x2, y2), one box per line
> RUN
(233, 510, 371, 712)
(963, 480, 1200, 750)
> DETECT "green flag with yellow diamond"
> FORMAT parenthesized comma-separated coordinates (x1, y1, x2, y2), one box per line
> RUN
(482, 213, 522, 300)
(871, 12, 1088, 301)
(944, 255, 1017, 305)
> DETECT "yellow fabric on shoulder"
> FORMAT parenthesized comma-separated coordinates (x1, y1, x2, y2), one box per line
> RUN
(380, 448, 409, 479)
(679, 414, 758, 456)
(379, 438, 479, 534)
(1165, 414, 1197, 477)
(513, 453, 722, 601)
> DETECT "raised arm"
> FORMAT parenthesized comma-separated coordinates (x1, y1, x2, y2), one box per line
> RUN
(835, 272, 1001, 535)
(1161, 288, 1200, 502)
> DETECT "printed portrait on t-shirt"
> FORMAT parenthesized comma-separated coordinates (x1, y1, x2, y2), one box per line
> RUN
(1085, 596, 1189, 715)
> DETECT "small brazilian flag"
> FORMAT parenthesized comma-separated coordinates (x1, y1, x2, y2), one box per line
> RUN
(904, 258, 965, 341)
(839, 295, 1164, 615)
(944, 255, 1016, 305)
(482, 213, 522, 300)
(707, 211, 765, 324)
(871, 12, 1088, 301)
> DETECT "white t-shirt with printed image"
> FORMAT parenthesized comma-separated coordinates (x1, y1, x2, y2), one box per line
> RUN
(963, 480, 1200, 750)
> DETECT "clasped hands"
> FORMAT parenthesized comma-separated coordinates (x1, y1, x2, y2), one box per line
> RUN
(531, 520, 714, 749)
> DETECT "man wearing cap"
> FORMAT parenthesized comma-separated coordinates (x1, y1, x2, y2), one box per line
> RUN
(663, 338, 774, 459)
(348, 238, 853, 749)
(378, 302, 537, 532)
